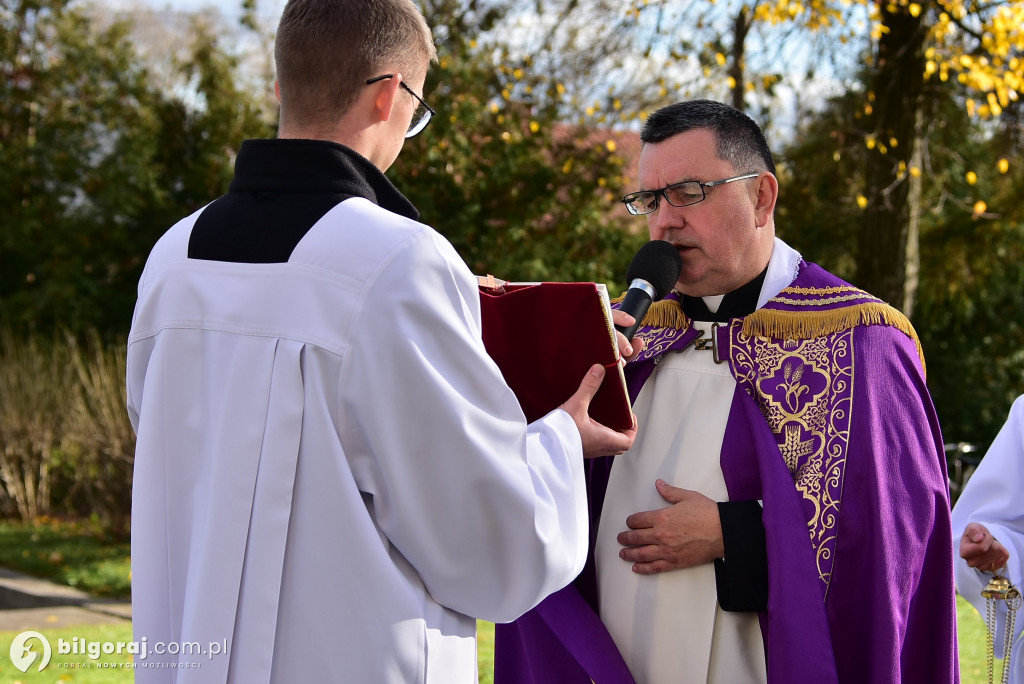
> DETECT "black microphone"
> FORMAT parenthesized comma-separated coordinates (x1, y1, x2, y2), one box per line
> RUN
(614, 240, 683, 341)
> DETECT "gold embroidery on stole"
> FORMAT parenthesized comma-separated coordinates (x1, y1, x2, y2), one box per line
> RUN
(729, 322, 854, 596)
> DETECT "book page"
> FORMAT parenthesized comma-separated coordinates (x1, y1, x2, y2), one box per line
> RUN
(595, 284, 631, 415)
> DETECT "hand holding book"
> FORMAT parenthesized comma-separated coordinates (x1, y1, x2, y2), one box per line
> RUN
(478, 277, 637, 437)
(558, 360, 637, 459)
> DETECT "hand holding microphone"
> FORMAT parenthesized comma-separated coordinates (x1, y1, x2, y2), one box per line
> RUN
(562, 240, 681, 454)
(615, 240, 683, 341)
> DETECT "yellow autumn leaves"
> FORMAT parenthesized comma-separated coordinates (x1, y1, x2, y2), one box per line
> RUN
(854, 157, 1010, 216)
(745, 0, 1023, 120)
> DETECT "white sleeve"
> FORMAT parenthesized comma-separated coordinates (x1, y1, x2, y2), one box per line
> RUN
(339, 227, 588, 623)
(951, 395, 1024, 659)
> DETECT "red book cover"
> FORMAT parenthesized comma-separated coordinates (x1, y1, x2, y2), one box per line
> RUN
(478, 277, 633, 430)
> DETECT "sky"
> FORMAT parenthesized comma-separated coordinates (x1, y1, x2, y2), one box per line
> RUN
(90, 0, 285, 107)
(117, 0, 286, 26)
(148, 0, 285, 17)
(109, 0, 848, 142)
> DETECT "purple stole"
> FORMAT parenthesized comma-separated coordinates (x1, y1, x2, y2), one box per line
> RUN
(495, 261, 959, 684)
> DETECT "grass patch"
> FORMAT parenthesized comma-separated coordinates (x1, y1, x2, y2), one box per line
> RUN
(478, 620, 494, 684)
(959, 594, 989, 684)
(957, 592, 1013, 684)
(0, 519, 130, 599)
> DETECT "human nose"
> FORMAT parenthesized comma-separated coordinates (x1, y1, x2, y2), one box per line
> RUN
(647, 201, 679, 239)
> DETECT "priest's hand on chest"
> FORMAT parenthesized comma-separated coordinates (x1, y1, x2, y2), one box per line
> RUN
(615, 479, 725, 575)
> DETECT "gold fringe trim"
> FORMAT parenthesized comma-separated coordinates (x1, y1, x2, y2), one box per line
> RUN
(742, 302, 927, 376)
(642, 299, 689, 330)
(611, 295, 689, 330)
(612, 293, 927, 376)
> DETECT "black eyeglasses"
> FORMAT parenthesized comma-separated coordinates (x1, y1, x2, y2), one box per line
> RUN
(365, 74, 435, 138)
(622, 173, 760, 215)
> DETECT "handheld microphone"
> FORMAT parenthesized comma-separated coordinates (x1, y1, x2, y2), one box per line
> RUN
(614, 240, 683, 341)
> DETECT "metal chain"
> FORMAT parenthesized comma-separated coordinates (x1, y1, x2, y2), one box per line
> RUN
(987, 596, 997, 684)
(987, 584, 1022, 684)
(1001, 589, 1022, 684)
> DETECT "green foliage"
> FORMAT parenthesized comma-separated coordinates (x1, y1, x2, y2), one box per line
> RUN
(957, 593, 1006, 684)
(147, 18, 275, 217)
(0, 0, 645, 340)
(0, 0, 274, 338)
(914, 140, 1024, 446)
(775, 87, 867, 282)
(3, 0, 1018, 459)
(1, 0, 152, 335)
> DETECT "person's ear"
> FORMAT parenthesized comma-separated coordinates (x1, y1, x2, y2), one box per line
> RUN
(274, 80, 281, 103)
(371, 74, 403, 124)
(753, 172, 779, 228)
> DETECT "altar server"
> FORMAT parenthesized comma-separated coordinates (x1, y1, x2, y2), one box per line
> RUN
(126, 1, 635, 682)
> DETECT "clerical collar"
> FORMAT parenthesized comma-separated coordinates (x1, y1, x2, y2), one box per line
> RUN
(230, 138, 419, 221)
(680, 266, 769, 322)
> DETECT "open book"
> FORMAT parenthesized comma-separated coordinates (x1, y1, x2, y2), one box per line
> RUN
(478, 276, 633, 430)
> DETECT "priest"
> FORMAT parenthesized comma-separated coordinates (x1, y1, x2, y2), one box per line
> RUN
(496, 99, 959, 684)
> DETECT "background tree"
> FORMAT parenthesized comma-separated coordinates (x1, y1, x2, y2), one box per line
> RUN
(913, 116, 1024, 445)
(0, 0, 274, 338)
(776, 70, 1024, 445)
(395, 0, 648, 287)
(0, 0, 158, 334)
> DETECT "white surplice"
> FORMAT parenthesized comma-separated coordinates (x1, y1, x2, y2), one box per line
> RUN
(952, 394, 1024, 683)
(127, 197, 588, 683)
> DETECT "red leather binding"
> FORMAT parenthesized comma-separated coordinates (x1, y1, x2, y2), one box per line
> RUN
(479, 279, 633, 430)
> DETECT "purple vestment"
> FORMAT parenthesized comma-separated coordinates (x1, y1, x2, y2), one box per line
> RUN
(495, 261, 959, 683)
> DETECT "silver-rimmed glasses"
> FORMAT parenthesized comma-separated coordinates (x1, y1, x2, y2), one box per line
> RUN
(622, 173, 760, 215)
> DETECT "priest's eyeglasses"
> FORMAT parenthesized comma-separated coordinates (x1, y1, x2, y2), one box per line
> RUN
(622, 173, 760, 215)
(365, 74, 436, 138)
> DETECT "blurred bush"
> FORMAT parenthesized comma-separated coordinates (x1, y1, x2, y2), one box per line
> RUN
(0, 328, 133, 535)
